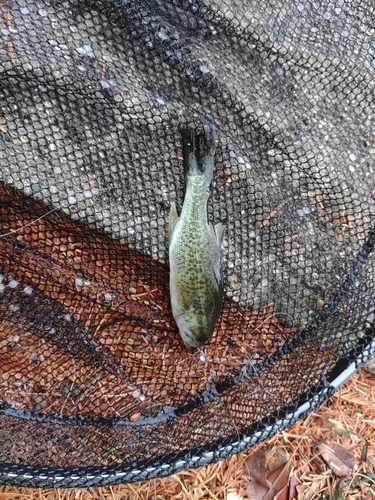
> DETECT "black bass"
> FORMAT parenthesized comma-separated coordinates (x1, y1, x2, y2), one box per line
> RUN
(169, 125, 225, 349)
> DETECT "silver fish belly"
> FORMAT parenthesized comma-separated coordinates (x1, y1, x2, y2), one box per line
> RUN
(169, 125, 225, 349)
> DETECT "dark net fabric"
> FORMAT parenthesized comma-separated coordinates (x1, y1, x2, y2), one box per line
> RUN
(0, 0, 375, 488)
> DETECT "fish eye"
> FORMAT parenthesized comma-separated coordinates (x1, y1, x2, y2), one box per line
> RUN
(198, 335, 207, 343)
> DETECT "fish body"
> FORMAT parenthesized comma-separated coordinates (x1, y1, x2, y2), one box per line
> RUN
(169, 125, 225, 349)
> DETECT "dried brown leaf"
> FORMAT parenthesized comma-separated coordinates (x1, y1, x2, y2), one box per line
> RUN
(244, 447, 271, 488)
(266, 460, 292, 493)
(246, 480, 269, 500)
(296, 479, 327, 500)
(317, 442, 356, 478)
(274, 484, 289, 500)
(245, 447, 292, 500)
(267, 446, 290, 470)
(288, 474, 300, 500)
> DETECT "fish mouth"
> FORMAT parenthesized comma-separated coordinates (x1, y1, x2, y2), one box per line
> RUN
(179, 328, 202, 349)
(180, 331, 210, 350)
(197, 335, 209, 343)
(181, 333, 201, 350)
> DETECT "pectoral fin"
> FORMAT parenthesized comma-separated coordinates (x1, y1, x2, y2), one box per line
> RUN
(214, 221, 226, 245)
(168, 202, 179, 241)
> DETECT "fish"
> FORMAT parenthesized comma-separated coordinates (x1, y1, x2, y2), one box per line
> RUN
(169, 124, 226, 349)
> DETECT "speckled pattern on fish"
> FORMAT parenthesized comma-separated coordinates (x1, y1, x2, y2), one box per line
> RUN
(169, 125, 226, 349)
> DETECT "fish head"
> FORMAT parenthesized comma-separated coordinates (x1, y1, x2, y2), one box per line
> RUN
(176, 311, 212, 349)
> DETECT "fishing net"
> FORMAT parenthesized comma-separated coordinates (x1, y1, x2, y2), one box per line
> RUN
(0, 0, 374, 488)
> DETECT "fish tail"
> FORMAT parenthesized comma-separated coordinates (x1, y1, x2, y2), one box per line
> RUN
(181, 123, 215, 183)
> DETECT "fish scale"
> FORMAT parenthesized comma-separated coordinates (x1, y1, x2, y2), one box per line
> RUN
(169, 125, 226, 349)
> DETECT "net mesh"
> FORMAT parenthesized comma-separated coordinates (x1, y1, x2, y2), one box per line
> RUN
(0, 0, 375, 488)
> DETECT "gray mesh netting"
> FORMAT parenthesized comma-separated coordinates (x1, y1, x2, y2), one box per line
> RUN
(0, 0, 375, 489)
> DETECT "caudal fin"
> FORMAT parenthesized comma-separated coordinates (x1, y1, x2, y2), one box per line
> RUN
(181, 123, 215, 182)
